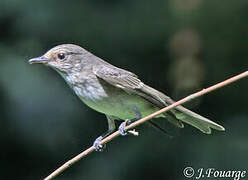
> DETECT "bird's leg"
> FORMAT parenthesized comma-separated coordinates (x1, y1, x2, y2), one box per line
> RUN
(119, 107, 142, 136)
(93, 115, 116, 151)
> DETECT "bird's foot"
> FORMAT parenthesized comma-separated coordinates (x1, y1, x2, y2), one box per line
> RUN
(118, 120, 128, 136)
(93, 136, 105, 151)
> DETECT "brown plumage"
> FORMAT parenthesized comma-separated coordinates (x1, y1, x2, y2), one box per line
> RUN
(29, 44, 225, 150)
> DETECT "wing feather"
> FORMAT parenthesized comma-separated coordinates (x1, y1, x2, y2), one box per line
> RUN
(93, 64, 225, 133)
(93, 65, 184, 128)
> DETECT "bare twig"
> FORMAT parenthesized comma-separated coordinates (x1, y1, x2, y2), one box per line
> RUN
(44, 70, 248, 180)
(128, 129, 139, 136)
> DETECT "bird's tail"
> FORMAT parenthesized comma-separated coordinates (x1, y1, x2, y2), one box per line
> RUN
(170, 106, 225, 134)
(140, 84, 225, 134)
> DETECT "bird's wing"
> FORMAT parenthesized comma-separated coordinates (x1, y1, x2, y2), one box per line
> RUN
(93, 65, 184, 128)
(93, 65, 144, 91)
(93, 65, 225, 133)
(93, 65, 175, 107)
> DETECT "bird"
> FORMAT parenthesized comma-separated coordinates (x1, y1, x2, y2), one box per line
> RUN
(29, 44, 225, 151)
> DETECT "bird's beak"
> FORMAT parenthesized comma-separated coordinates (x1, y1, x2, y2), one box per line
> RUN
(28, 56, 49, 64)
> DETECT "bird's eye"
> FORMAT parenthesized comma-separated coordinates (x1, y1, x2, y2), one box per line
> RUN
(57, 53, 65, 60)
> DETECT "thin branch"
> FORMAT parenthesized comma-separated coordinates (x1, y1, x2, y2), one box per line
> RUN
(44, 70, 248, 180)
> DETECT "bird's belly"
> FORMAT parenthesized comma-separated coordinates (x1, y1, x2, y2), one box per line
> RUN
(78, 91, 161, 120)
(71, 79, 162, 120)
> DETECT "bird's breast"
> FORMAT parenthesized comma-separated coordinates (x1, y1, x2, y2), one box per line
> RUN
(64, 74, 160, 120)
(72, 77, 108, 101)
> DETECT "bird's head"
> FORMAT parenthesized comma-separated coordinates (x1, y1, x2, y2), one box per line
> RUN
(29, 44, 91, 74)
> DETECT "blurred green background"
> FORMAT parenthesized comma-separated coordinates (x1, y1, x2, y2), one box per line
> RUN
(0, 0, 247, 179)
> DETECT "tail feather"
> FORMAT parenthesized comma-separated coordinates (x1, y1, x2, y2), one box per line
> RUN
(139, 84, 225, 134)
(165, 111, 185, 128)
(171, 106, 225, 134)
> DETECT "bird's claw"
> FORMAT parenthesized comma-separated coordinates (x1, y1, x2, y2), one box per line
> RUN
(119, 121, 128, 136)
(93, 136, 105, 151)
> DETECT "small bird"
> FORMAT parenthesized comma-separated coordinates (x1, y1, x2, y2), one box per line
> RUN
(29, 44, 225, 150)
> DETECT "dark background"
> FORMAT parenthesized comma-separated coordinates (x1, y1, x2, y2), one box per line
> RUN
(0, 0, 247, 180)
